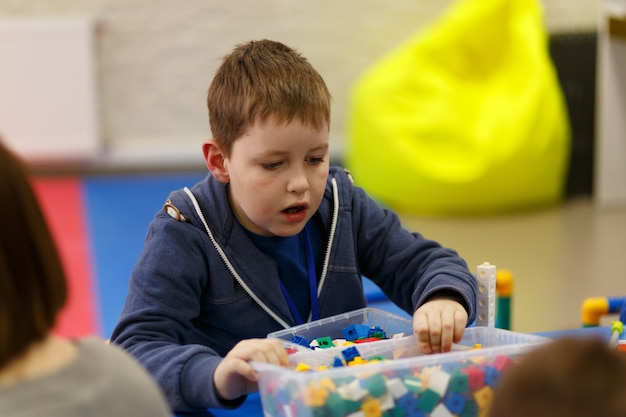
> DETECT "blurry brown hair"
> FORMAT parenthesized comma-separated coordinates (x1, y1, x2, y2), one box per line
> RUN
(0, 140, 67, 369)
(207, 39, 331, 156)
(490, 336, 626, 417)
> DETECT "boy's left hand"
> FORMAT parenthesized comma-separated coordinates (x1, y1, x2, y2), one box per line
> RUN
(413, 296, 468, 354)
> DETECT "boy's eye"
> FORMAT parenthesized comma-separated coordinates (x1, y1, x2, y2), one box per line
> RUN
(307, 157, 325, 164)
(262, 161, 282, 170)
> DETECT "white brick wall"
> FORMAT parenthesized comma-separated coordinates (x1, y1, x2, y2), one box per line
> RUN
(0, 0, 601, 167)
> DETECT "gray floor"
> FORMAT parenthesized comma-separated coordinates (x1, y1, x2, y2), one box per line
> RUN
(400, 197, 626, 333)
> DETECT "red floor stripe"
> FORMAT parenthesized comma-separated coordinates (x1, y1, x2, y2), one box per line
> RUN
(31, 177, 99, 337)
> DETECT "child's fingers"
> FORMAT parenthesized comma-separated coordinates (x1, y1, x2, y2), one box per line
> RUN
(413, 311, 439, 354)
(453, 309, 468, 343)
(213, 356, 258, 400)
(228, 338, 288, 366)
(230, 357, 259, 382)
(439, 309, 455, 353)
(257, 339, 289, 366)
(414, 300, 469, 354)
(215, 339, 290, 401)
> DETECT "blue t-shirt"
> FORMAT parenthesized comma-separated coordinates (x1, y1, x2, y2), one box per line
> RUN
(245, 223, 321, 323)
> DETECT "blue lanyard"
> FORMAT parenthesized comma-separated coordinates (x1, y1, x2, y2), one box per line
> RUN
(278, 224, 319, 325)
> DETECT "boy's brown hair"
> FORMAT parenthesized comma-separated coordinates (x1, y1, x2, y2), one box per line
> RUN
(0, 140, 67, 369)
(490, 336, 626, 417)
(207, 39, 331, 156)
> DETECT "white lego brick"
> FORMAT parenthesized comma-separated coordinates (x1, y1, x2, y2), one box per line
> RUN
(338, 379, 369, 401)
(431, 403, 455, 417)
(428, 370, 451, 396)
(476, 262, 497, 327)
(386, 377, 409, 399)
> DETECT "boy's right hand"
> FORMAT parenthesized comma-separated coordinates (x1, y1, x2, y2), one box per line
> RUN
(213, 338, 288, 401)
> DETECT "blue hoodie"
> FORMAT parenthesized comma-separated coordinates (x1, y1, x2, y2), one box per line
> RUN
(110, 166, 477, 412)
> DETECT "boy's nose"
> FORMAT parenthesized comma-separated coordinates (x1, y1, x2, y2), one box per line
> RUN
(287, 170, 308, 194)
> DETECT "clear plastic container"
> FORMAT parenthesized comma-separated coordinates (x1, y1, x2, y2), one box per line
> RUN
(267, 307, 414, 353)
(255, 326, 548, 417)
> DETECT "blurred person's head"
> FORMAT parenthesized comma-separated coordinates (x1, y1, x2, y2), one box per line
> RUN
(490, 336, 626, 417)
(0, 139, 67, 370)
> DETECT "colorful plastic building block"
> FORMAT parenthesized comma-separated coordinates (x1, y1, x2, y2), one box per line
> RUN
(332, 356, 345, 368)
(347, 356, 367, 366)
(343, 324, 370, 341)
(495, 269, 514, 330)
(360, 374, 387, 397)
(428, 370, 451, 396)
(316, 336, 334, 349)
(360, 398, 382, 417)
(462, 366, 485, 391)
(476, 262, 496, 328)
(418, 389, 441, 413)
(404, 375, 423, 393)
(459, 399, 478, 417)
(341, 346, 361, 362)
(609, 320, 624, 348)
(294, 362, 311, 372)
(483, 365, 502, 387)
(291, 335, 310, 347)
(302, 383, 329, 407)
(431, 403, 455, 417)
(325, 392, 361, 417)
(491, 354, 515, 372)
(449, 371, 469, 393)
(581, 296, 626, 327)
(368, 326, 387, 339)
(445, 392, 467, 414)
(354, 337, 383, 344)
(473, 385, 494, 410)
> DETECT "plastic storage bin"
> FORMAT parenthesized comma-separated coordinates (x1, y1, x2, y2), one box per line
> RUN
(254, 326, 548, 417)
(267, 307, 414, 353)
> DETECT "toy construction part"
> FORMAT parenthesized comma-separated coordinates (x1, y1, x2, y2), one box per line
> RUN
(289, 324, 396, 352)
(476, 262, 496, 328)
(294, 342, 483, 373)
(609, 320, 625, 349)
(288, 321, 484, 374)
(581, 296, 626, 327)
(163, 199, 189, 222)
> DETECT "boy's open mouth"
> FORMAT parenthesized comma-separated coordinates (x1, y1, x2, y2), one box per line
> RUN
(283, 206, 305, 214)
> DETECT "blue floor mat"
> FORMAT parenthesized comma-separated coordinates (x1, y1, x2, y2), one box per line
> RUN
(174, 393, 263, 417)
(83, 171, 206, 337)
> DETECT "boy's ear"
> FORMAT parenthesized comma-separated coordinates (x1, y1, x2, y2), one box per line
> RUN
(202, 140, 230, 183)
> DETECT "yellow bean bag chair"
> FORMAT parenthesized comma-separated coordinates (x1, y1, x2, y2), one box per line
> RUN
(346, 0, 571, 216)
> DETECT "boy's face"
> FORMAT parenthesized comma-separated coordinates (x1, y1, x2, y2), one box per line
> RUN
(222, 118, 329, 237)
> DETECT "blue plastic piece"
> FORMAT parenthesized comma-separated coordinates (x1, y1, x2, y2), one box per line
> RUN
(341, 346, 361, 362)
(445, 392, 467, 413)
(332, 356, 345, 367)
(608, 297, 626, 313)
(290, 335, 310, 347)
(484, 365, 502, 387)
(396, 392, 422, 416)
(343, 324, 370, 341)
(368, 325, 387, 339)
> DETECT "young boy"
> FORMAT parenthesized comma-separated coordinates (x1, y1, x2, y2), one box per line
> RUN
(111, 39, 477, 413)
